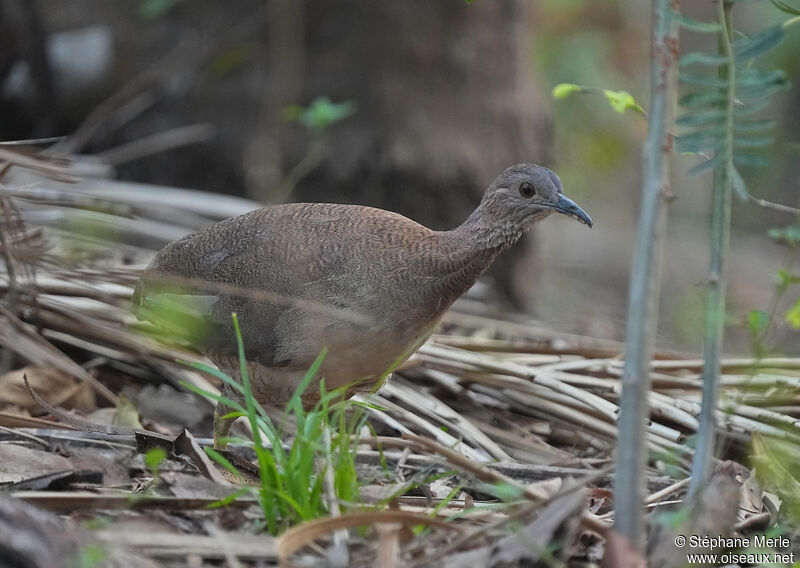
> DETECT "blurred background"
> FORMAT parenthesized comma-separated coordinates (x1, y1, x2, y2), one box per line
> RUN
(2, 0, 799, 353)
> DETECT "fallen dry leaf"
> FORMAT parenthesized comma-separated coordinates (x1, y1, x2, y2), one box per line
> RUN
(0, 445, 74, 484)
(0, 495, 158, 568)
(490, 488, 587, 565)
(0, 366, 95, 414)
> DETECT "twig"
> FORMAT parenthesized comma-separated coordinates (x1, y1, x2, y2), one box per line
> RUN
(322, 427, 349, 567)
(22, 373, 172, 446)
(0, 305, 117, 402)
(402, 433, 550, 502)
(99, 123, 216, 166)
(55, 6, 270, 154)
(0, 148, 77, 182)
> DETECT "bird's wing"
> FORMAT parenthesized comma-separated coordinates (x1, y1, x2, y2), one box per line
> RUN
(133, 218, 338, 370)
(133, 203, 429, 370)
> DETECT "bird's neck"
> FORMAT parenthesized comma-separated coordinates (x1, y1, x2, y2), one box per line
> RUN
(450, 205, 526, 252)
(416, 211, 524, 312)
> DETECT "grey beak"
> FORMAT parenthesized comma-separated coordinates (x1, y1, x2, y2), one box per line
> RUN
(552, 194, 592, 228)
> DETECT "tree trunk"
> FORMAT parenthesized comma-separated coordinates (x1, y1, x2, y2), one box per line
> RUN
(249, 0, 550, 303)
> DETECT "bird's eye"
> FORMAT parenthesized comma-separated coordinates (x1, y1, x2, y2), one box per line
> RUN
(519, 182, 536, 198)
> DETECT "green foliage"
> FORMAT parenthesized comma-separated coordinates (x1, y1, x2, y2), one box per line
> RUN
(770, 0, 800, 16)
(676, 5, 791, 200)
(785, 297, 800, 328)
(604, 90, 644, 114)
(745, 226, 800, 357)
(70, 545, 106, 568)
(671, 12, 723, 33)
(180, 313, 367, 535)
(748, 309, 770, 337)
(144, 447, 167, 488)
(772, 0, 800, 16)
(276, 96, 358, 201)
(210, 46, 252, 78)
(80, 515, 112, 531)
(552, 83, 645, 115)
(203, 447, 244, 483)
(776, 268, 800, 288)
(491, 481, 526, 502)
(144, 447, 167, 475)
(751, 433, 800, 522)
(552, 83, 583, 99)
(735, 25, 786, 62)
(284, 97, 357, 133)
(136, 292, 215, 348)
(768, 225, 800, 246)
(139, 0, 183, 20)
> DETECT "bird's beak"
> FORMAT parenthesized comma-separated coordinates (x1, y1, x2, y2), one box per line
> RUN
(551, 194, 592, 228)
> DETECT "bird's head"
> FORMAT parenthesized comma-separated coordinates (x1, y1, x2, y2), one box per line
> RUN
(484, 163, 592, 229)
(464, 164, 592, 249)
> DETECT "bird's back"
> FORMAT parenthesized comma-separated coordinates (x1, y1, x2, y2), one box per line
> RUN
(134, 202, 439, 311)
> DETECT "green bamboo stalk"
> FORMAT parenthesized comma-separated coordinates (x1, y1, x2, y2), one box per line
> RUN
(614, 0, 679, 551)
(689, 0, 735, 498)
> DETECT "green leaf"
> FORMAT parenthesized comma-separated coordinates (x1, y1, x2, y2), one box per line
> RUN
(768, 225, 800, 246)
(139, 0, 182, 19)
(286, 349, 327, 417)
(493, 481, 526, 502)
(733, 153, 769, 168)
(679, 51, 728, 66)
(772, 0, 800, 15)
(734, 136, 774, 149)
(602, 90, 645, 114)
(733, 97, 774, 116)
(74, 545, 107, 568)
(145, 447, 167, 473)
(210, 46, 251, 77)
(735, 80, 790, 107)
(734, 25, 786, 61)
(688, 154, 724, 175)
(206, 487, 252, 509)
(730, 166, 752, 200)
(552, 83, 583, 99)
(734, 119, 777, 132)
(785, 297, 800, 329)
(748, 310, 770, 337)
(551, 84, 645, 115)
(284, 97, 357, 132)
(735, 68, 788, 91)
(776, 268, 800, 288)
(669, 12, 722, 33)
(679, 91, 726, 109)
(680, 73, 729, 88)
(205, 447, 244, 481)
(676, 129, 724, 153)
(675, 109, 726, 126)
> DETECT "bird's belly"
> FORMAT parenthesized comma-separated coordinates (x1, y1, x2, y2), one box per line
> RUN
(317, 321, 432, 387)
(211, 322, 433, 408)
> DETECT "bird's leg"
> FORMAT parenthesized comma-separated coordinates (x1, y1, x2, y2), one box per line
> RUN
(213, 401, 238, 450)
(213, 383, 243, 450)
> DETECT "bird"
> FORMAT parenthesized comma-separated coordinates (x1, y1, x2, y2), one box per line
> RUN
(132, 163, 592, 449)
